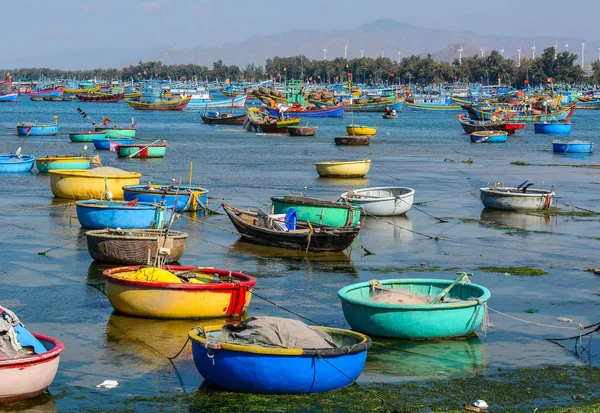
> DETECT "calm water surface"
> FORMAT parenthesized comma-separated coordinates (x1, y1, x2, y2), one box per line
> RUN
(0, 98, 598, 411)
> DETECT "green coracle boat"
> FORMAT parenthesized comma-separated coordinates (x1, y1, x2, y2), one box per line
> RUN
(116, 142, 167, 158)
(95, 126, 136, 138)
(36, 155, 90, 173)
(271, 195, 360, 228)
(69, 131, 106, 142)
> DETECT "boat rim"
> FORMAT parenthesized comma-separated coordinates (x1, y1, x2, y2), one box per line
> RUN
(48, 169, 142, 178)
(314, 159, 372, 166)
(85, 229, 188, 240)
(480, 187, 555, 196)
(123, 184, 208, 194)
(75, 199, 166, 210)
(341, 187, 415, 201)
(0, 334, 64, 368)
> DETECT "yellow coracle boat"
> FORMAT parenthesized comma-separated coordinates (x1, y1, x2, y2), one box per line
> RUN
(49, 166, 141, 200)
(315, 159, 372, 178)
(346, 124, 376, 136)
(103, 266, 256, 319)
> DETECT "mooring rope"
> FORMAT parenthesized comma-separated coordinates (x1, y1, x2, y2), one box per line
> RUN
(0, 202, 74, 214)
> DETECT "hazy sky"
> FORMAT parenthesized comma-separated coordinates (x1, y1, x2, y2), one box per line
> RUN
(5, 0, 600, 62)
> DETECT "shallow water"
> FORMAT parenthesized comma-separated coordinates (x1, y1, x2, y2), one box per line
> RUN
(0, 99, 599, 411)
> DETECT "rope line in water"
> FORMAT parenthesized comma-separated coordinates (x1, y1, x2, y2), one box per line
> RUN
(0, 202, 73, 214)
(487, 306, 583, 330)
(38, 235, 87, 255)
(414, 190, 480, 205)
(363, 212, 440, 241)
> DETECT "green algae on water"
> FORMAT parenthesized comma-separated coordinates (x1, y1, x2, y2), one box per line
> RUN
(475, 265, 548, 276)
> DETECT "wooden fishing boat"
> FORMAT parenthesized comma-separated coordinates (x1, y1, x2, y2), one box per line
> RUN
(465, 102, 576, 123)
(244, 108, 300, 133)
(16, 119, 59, 136)
(456, 114, 524, 135)
(123, 184, 208, 212)
(470, 131, 508, 143)
(75, 199, 171, 229)
(191, 94, 247, 109)
(69, 131, 106, 142)
(338, 277, 491, 339)
(340, 187, 415, 216)
(344, 96, 404, 112)
(480, 182, 554, 211)
(0, 154, 35, 173)
(0, 333, 64, 403)
(103, 265, 256, 319)
(334, 136, 371, 146)
(76, 92, 125, 102)
(49, 167, 141, 200)
(552, 140, 594, 153)
(264, 104, 345, 118)
(575, 96, 600, 109)
(94, 126, 136, 138)
(346, 124, 376, 136)
(0, 92, 18, 102)
(124, 95, 191, 111)
(20, 87, 63, 98)
(189, 318, 371, 394)
(64, 85, 101, 94)
(223, 203, 360, 252)
(116, 142, 167, 158)
(201, 112, 247, 125)
(315, 159, 371, 178)
(271, 195, 361, 228)
(36, 155, 90, 173)
(30, 97, 42, 102)
(85, 228, 188, 264)
(534, 121, 571, 134)
(287, 126, 318, 136)
(93, 137, 134, 150)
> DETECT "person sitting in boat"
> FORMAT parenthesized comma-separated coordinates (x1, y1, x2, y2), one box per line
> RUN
(391, 109, 397, 116)
(384, 106, 391, 115)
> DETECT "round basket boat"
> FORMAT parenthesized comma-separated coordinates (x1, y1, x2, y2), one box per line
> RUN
(189, 323, 371, 394)
(103, 266, 256, 319)
(86, 229, 188, 264)
(315, 159, 371, 178)
(0, 334, 64, 403)
(338, 278, 491, 339)
(49, 167, 141, 200)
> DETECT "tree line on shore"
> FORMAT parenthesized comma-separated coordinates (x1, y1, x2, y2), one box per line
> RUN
(4, 47, 600, 87)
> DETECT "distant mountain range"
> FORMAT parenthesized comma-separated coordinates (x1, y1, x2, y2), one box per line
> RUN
(5, 19, 599, 70)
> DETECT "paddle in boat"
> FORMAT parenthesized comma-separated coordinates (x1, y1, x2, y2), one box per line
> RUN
(16, 116, 59, 136)
(223, 203, 360, 252)
(49, 166, 141, 200)
(0, 152, 35, 173)
(470, 130, 508, 143)
(189, 316, 371, 394)
(338, 273, 491, 339)
(271, 195, 361, 228)
(0, 306, 64, 404)
(75, 199, 172, 229)
(69, 131, 106, 142)
(85, 228, 188, 265)
(123, 184, 208, 212)
(552, 140, 594, 154)
(103, 265, 256, 319)
(315, 159, 372, 178)
(116, 141, 167, 158)
(36, 154, 90, 173)
(479, 181, 554, 211)
(340, 187, 415, 216)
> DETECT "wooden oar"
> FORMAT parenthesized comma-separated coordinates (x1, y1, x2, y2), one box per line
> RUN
(126, 139, 162, 158)
(429, 272, 472, 304)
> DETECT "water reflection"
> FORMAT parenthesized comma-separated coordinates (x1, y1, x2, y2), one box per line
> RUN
(0, 392, 58, 412)
(361, 215, 414, 242)
(229, 239, 353, 265)
(365, 334, 486, 381)
(480, 208, 554, 232)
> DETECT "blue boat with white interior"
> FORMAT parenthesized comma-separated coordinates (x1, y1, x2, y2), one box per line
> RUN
(552, 140, 594, 154)
(75, 199, 171, 229)
(0, 154, 35, 173)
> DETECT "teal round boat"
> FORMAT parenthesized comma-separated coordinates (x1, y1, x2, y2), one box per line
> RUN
(69, 131, 106, 142)
(271, 195, 360, 228)
(338, 278, 491, 339)
(36, 155, 90, 173)
(95, 126, 136, 138)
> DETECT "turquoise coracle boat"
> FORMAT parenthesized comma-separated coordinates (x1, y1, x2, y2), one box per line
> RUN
(338, 277, 491, 339)
(271, 195, 360, 228)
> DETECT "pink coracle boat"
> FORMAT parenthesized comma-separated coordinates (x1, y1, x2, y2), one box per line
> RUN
(0, 334, 64, 403)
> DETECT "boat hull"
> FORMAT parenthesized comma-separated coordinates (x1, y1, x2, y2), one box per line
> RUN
(470, 131, 508, 143)
(16, 125, 58, 136)
(103, 266, 255, 319)
(265, 104, 345, 118)
(338, 279, 491, 339)
(20, 88, 63, 98)
(334, 136, 371, 146)
(0, 335, 63, 404)
(93, 137, 134, 150)
(552, 141, 594, 153)
(315, 160, 371, 178)
(480, 187, 554, 211)
(189, 94, 247, 109)
(75, 200, 170, 229)
(0, 155, 35, 173)
(94, 127, 136, 138)
(36, 156, 90, 173)
(271, 196, 360, 228)
(116, 144, 166, 158)
(201, 113, 247, 125)
(49, 169, 141, 200)
(345, 97, 404, 112)
(346, 125, 376, 136)
(124, 95, 191, 111)
(123, 185, 208, 212)
(69, 131, 106, 142)
(189, 326, 370, 394)
(0, 92, 18, 102)
(340, 187, 415, 216)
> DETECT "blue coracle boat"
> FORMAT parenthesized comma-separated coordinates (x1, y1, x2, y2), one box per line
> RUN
(75, 200, 171, 229)
(16, 117, 59, 136)
(534, 121, 571, 134)
(338, 278, 491, 339)
(0, 154, 35, 173)
(552, 140, 594, 154)
(189, 321, 371, 394)
(122, 184, 208, 212)
(93, 137, 135, 150)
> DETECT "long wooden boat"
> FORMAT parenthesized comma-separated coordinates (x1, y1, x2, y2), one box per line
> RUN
(456, 114, 524, 135)
(36, 155, 90, 173)
(465, 102, 576, 122)
(338, 278, 490, 339)
(271, 195, 361, 228)
(264, 104, 345, 118)
(19, 87, 63, 98)
(315, 160, 371, 178)
(75, 199, 171, 229)
(76, 92, 125, 102)
(64, 85, 101, 94)
(69, 131, 106, 142)
(123, 184, 208, 212)
(340, 187, 415, 216)
(552, 140, 594, 154)
(49, 167, 141, 200)
(124, 95, 191, 111)
(0, 154, 35, 173)
(103, 265, 256, 319)
(86, 229, 188, 264)
(575, 96, 600, 109)
(346, 124, 376, 136)
(470, 131, 508, 143)
(244, 108, 300, 133)
(334, 136, 371, 146)
(223, 203, 360, 252)
(116, 142, 167, 158)
(0, 333, 64, 403)
(480, 183, 554, 211)
(189, 319, 370, 394)
(0, 92, 18, 102)
(201, 112, 247, 125)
